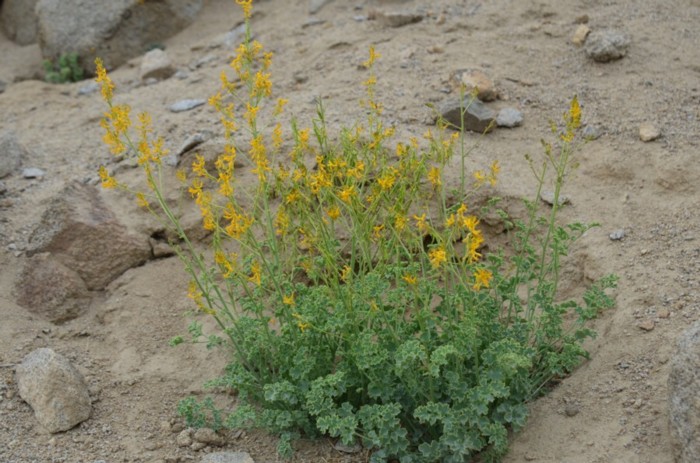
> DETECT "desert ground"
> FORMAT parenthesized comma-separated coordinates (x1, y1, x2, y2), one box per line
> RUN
(1, 0, 699, 462)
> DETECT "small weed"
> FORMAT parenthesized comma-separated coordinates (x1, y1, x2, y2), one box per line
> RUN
(43, 53, 84, 84)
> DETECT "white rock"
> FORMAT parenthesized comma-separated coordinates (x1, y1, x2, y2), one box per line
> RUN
(170, 99, 206, 113)
(571, 24, 591, 46)
(200, 452, 255, 463)
(16, 348, 91, 433)
(669, 321, 700, 462)
(584, 29, 630, 62)
(496, 107, 523, 128)
(140, 49, 175, 81)
(639, 123, 661, 142)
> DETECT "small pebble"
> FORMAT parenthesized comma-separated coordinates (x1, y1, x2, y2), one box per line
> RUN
(22, 168, 46, 179)
(564, 403, 580, 417)
(609, 229, 626, 241)
(639, 123, 661, 142)
(638, 319, 655, 331)
(169, 99, 206, 113)
(76, 82, 99, 96)
(585, 29, 630, 62)
(572, 24, 591, 46)
(658, 309, 670, 319)
(582, 125, 602, 140)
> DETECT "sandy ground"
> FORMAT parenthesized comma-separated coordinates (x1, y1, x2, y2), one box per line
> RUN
(1, 0, 700, 461)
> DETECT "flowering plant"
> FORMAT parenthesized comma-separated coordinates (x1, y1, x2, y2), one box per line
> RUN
(96, 1, 615, 461)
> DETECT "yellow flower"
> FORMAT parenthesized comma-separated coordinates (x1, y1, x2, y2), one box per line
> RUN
(274, 98, 288, 116)
(285, 189, 300, 204)
(462, 215, 479, 234)
(427, 166, 442, 188)
(394, 214, 407, 232)
(94, 58, 114, 102)
(236, 0, 252, 18)
(488, 160, 500, 186)
(372, 224, 384, 240)
(98, 166, 118, 189)
(402, 274, 417, 285)
(192, 154, 208, 177)
(254, 70, 272, 97)
(473, 170, 486, 185)
(272, 123, 283, 150)
(363, 45, 381, 68)
(569, 95, 581, 129)
(338, 185, 356, 204)
(340, 265, 352, 282)
(215, 250, 237, 278)
(377, 168, 396, 191)
(283, 293, 295, 306)
(327, 205, 341, 220)
(473, 268, 493, 290)
(413, 213, 429, 234)
(248, 260, 262, 286)
(293, 313, 310, 333)
(428, 246, 447, 269)
(188, 178, 203, 198)
(176, 169, 187, 183)
(275, 208, 290, 236)
(223, 203, 254, 239)
(135, 192, 149, 208)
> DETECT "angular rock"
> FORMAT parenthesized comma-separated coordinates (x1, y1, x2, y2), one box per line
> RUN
(571, 24, 591, 46)
(452, 69, 498, 102)
(35, 0, 203, 75)
(639, 123, 661, 142)
(26, 182, 151, 290)
(170, 99, 206, 113)
(140, 48, 175, 81)
(16, 348, 91, 433)
(584, 29, 630, 62)
(438, 98, 496, 133)
(669, 321, 700, 463)
(1, 0, 39, 45)
(609, 229, 626, 241)
(496, 107, 523, 128)
(200, 452, 255, 463)
(582, 125, 602, 140)
(177, 428, 193, 447)
(15, 253, 91, 323)
(0, 131, 28, 179)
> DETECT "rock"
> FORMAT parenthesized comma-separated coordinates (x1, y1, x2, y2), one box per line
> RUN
(1, 0, 39, 45)
(372, 9, 424, 28)
(15, 253, 91, 323)
(309, 0, 334, 14)
(540, 191, 571, 206)
(170, 99, 206, 113)
(35, 0, 203, 75)
(193, 428, 225, 446)
(438, 98, 496, 133)
(564, 403, 580, 417)
(609, 229, 626, 241)
(334, 440, 362, 454)
(200, 452, 255, 463)
(669, 321, 700, 462)
(496, 107, 523, 128)
(451, 69, 498, 102)
(639, 123, 661, 142)
(584, 29, 630, 62)
(77, 81, 100, 96)
(16, 348, 91, 433)
(176, 132, 210, 157)
(0, 131, 29, 179)
(571, 24, 591, 46)
(638, 319, 655, 331)
(0, 79, 6, 93)
(582, 125, 602, 140)
(658, 308, 671, 319)
(22, 167, 46, 178)
(26, 182, 151, 290)
(177, 429, 193, 447)
(140, 48, 175, 81)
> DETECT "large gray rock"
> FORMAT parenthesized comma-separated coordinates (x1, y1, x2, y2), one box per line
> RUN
(669, 321, 700, 463)
(584, 29, 630, 62)
(35, 0, 203, 75)
(1, 0, 39, 45)
(15, 253, 91, 323)
(438, 98, 496, 133)
(0, 131, 28, 179)
(16, 348, 92, 433)
(26, 182, 151, 290)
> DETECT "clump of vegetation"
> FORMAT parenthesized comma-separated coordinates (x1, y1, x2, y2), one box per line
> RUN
(94, 0, 616, 461)
(43, 52, 84, 84)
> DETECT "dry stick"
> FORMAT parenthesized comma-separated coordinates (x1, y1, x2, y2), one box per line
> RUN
(0, 364, 17, 368)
